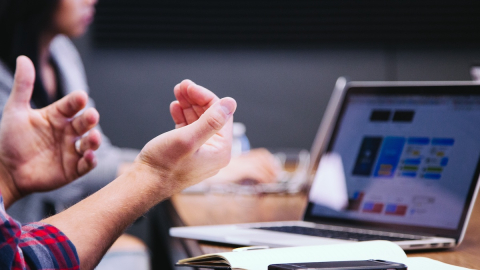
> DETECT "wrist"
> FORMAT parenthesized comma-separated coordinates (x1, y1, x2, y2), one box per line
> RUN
(124, 161, 178, 206)
(0, 159, 20, 209)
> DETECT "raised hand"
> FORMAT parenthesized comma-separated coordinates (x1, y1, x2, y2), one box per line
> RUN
(43, 80, 235, 268)
(0, 56, 101, 208)
(170, 81, 281, 185)
(170, 79, 221, 128)
(132, 80, 236, 194)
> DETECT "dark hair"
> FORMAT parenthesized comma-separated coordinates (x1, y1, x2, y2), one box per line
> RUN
(0, 0, 60, 107)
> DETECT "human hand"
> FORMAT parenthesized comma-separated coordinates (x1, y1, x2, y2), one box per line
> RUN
(0, 56, 101, 208)
(206, 148, 282, 185)
(131, 80, 236, 196)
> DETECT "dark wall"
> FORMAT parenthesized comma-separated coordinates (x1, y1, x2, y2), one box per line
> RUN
(73, 33, 480, 151)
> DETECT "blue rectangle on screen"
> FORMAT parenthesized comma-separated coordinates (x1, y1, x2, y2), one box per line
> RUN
(363, 202, 374, 211)
(431, 138, 455, 146)
(401, 172, 417, 178)
(441, 157, 449, 166)
(385, 204, 396, 212)
(423, 173, 441, 180)
(373, 137, 406, 177)
(407, 137, 430, 145)
(403, 158, 421, 165)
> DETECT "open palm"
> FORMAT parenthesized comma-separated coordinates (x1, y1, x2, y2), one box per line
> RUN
(0, 56, 101, 203)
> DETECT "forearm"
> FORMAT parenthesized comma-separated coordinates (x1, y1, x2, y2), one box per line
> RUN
(43, 163, 172, 270)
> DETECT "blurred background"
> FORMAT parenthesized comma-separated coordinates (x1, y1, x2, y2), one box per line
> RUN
(73, 0, 480, 152)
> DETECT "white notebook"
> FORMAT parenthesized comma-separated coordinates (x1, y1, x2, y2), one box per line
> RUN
(176, 241, 472, 270)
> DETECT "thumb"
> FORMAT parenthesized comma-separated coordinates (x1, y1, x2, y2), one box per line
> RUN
(6, 56, 35, 110)
(183, 97, 237, 150)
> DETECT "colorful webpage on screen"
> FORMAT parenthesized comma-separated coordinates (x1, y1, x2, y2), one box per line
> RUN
(310, 95, 480, 230)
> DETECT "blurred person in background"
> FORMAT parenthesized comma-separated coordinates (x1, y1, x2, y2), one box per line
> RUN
(0, 0, 280, 269)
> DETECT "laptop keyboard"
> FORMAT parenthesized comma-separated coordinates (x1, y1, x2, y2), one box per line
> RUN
(254, 226, 421, 242)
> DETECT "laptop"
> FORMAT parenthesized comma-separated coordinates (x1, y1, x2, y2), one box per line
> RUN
(170, 78, 480, 250)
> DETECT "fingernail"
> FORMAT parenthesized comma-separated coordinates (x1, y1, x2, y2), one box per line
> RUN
(220, 98, 235, 115)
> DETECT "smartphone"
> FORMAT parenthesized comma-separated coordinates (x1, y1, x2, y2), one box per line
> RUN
(268, 259, 407, 270)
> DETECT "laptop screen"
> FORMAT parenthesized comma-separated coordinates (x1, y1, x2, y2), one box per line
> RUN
(305, 84, 480, 239)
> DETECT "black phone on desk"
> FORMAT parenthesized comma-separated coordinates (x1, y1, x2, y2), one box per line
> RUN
(268, 260, 407, 270)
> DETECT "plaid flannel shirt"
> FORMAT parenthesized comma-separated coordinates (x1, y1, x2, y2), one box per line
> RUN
(0, 192, 79, 269)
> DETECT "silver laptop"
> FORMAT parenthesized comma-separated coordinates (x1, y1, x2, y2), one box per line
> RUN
(170, 79, 480, 250)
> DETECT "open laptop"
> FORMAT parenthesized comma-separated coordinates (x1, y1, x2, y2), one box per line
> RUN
(170, 79, 480, 250)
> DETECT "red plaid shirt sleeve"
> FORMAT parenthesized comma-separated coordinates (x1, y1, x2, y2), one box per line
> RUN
(0, 192, 79, 270)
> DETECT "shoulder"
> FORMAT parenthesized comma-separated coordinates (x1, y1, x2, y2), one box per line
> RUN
(50, 35, 83, 66)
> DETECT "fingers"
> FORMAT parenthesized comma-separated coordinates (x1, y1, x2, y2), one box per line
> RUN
(250, 149, 282, 182)
(232, 148, 282, 183)
(76, 129, 102, 154)
(174, 80, 218, 108)
(75, 130, 101, 176)
(250, 160, 280, 183)
(251, 148, 283, 174)
(174, 80, 219, 125)
(49, 91, 89, 120)
(181, 97, 236, 151)
(71, 107, 100, 136)
(77, 149, 97, 176)
(74, 129, 101, 176)
(170, 101, 187, 128)
(6, 56, 35, 110)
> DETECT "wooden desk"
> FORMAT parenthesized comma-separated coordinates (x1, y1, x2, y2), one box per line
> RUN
(171, 192, 480, 269)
